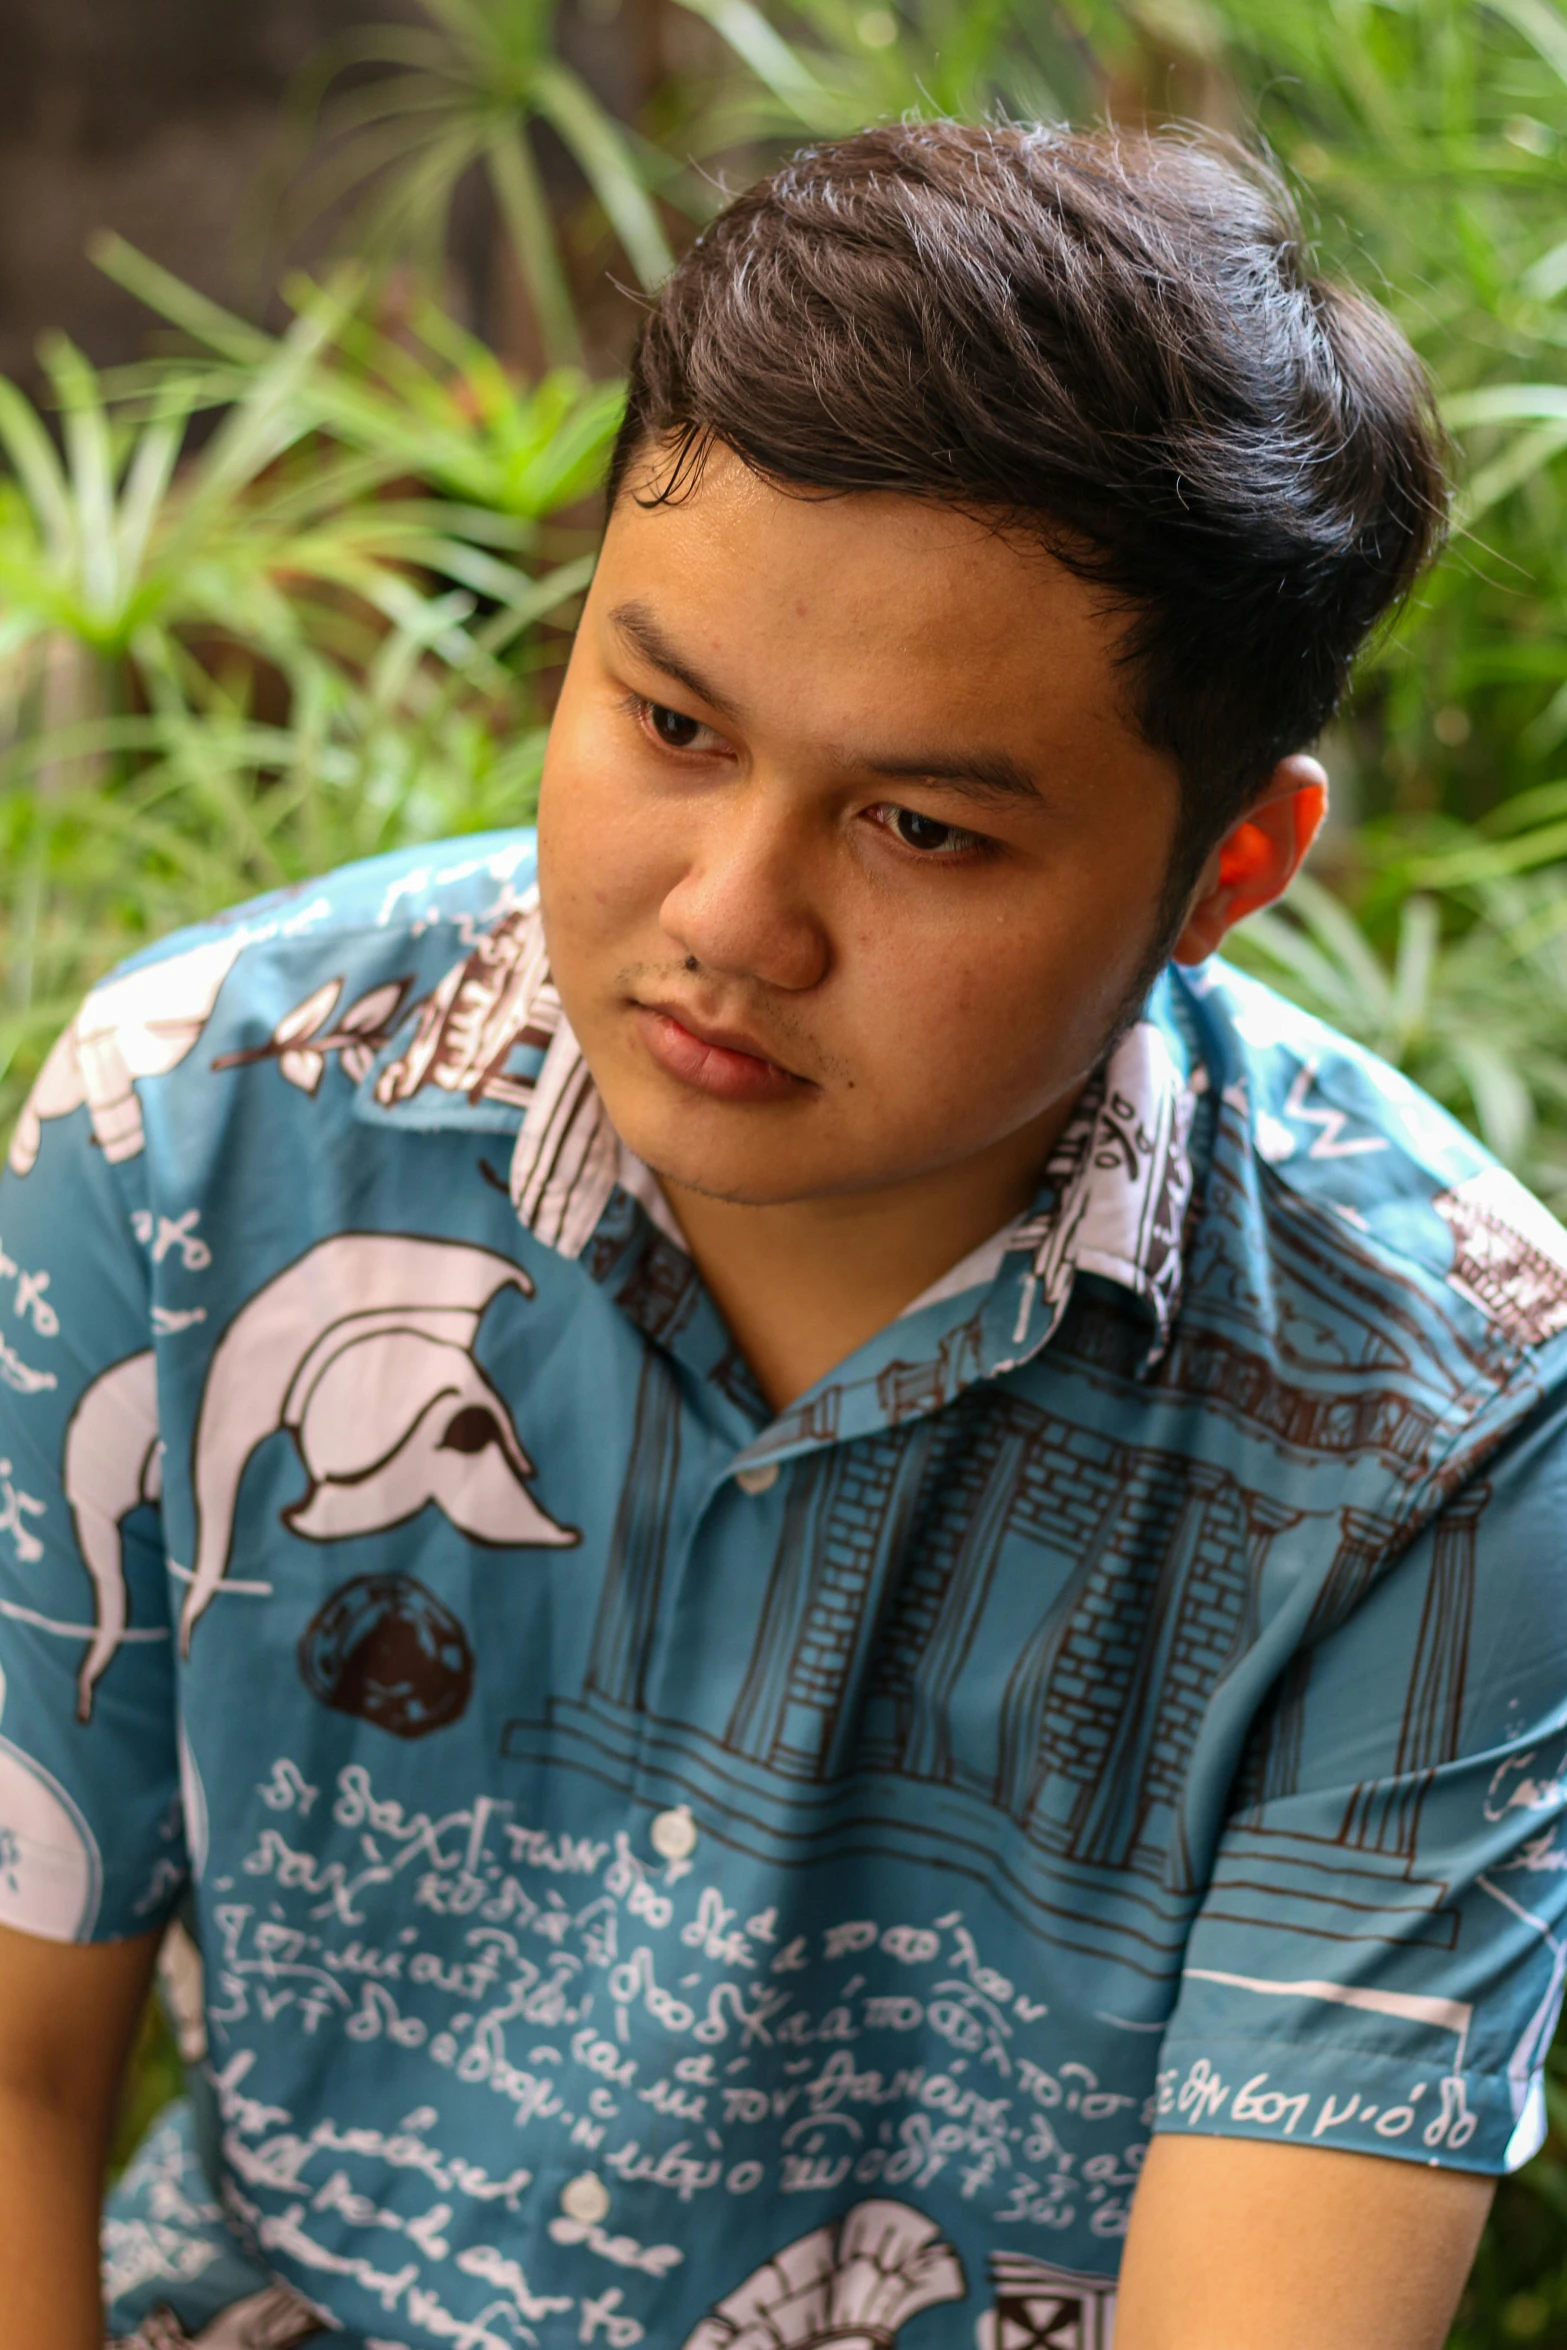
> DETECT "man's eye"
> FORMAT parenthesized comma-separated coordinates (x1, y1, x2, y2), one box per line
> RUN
(643, 700, 708, 750)
(871, 803, 984, 856)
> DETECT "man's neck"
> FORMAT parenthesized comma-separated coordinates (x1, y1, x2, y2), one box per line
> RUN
(657, 1093, 1084, 1413)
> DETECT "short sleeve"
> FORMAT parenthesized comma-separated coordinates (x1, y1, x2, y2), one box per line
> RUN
(0, 1044, 183, 1942)
(1157, 1358, 1567, 2174)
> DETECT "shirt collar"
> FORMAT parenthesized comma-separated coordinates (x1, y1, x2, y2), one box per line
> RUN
(370, 888, 1197, 1370)
(1024, 1018, 1196, 1356)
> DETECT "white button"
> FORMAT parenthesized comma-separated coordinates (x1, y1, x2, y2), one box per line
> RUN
(650, 1805, 698, 1862)
(735, 1460, 780, 1495)
(560, 2172, 610, 2225)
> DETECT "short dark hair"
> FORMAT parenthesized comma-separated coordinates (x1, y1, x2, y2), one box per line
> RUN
(608, 120, 1448, 900)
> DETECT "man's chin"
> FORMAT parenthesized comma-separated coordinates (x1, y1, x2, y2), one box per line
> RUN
(635, 1148, 819, 1212)
(600, 1078, 923, 1213)
(600, 1086, 841, 1211)
(619, 1122, 864, 1213)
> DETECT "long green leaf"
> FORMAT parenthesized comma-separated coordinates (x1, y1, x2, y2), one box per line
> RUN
(673, 0, 836, 120)
(1445, 383, 1567, 429)
(532, 60, 674, 289)
(44, 339, 120, 621)
(1484, 0, 1567, 88)
(0, 379, 74, 562)
(89, 236, 273, 367)
(485, 127, 582, 366)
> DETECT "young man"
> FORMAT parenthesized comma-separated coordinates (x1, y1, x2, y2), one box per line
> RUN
(0, 120, 1561, 2350)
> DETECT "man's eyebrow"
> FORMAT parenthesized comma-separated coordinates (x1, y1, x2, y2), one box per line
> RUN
(607, 602, 742, 720)
(609, 599, 1038, 803)
(862, 749, 1042, 807)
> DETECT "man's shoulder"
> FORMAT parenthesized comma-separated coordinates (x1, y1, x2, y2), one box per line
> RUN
(79, 828, 541, 1082)
(9, 832, 539, 1183)
(1168, 957, 1567, 1383)
(100, 830, 539, 988)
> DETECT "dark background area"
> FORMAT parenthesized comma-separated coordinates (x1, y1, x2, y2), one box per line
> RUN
(0, 0, 373, 377)
(0, 0, 663, 379)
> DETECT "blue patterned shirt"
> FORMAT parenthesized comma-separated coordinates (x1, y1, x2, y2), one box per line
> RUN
(4, 831, 1567, 2350)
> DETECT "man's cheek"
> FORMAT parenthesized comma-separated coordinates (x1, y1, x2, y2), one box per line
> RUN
(591, 851, 678, 949)
(550, 801, 665, 942)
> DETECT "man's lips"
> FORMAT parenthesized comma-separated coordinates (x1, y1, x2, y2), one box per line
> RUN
(632, 1001, 812, 1104)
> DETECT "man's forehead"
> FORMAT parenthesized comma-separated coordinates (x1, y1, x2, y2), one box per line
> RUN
(609, 473, 1113, 641)
(614, 440, 1074, 602)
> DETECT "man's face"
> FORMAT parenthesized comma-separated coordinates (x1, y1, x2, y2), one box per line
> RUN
(537, 442, 1184, 1209)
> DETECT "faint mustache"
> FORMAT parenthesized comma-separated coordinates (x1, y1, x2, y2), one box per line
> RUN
(613, 961, 845, 1083)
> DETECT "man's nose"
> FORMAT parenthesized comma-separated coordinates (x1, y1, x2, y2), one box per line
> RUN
(657, 792, 830, 994)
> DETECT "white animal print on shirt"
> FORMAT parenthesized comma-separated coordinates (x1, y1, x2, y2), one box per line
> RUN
(180, 1233, 578, 1657)
(8, 933, 245, 1176)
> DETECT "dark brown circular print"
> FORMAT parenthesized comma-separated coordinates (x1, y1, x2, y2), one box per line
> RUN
(298, 1573, 474, 1739)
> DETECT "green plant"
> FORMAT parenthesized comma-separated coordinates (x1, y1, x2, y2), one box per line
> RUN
(93, 234, 624, 564)
(0, 235, 622, 1129)
(0, 269, 604, 742)
(288, 0, 674, 364)
(0, 610, 553, 1128)
(1232, 824, 1567, 1213)
(0, 295, 413, 713)
(673, 0, 1102, 144)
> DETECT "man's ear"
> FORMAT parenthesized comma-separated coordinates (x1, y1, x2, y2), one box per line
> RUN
(1170, 755, 1329, 967)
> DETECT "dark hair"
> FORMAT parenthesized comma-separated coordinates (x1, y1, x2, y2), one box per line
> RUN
(608, 120, 1448, 899)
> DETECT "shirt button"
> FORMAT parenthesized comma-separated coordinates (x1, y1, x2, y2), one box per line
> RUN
(735, 1460, 780, 1495)
(650, 1805, 698, 1862)
(560, 2172, 610, 2226)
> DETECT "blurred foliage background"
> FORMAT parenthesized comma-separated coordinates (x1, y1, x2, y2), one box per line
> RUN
(6, 0, 1567, 2339)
